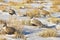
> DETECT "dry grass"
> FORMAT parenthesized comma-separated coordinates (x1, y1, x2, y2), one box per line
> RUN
(8, 1, 20, 6)
(0, 20, 5, 24)
(14, 31, 27, 40)
(0, 36, 6, 40)
(26, 9, 40, 18)
(40, 10, 51, 17)
(39, 28, 57, 37)
(51, 0, 60, 5)
(0, 4, 8, 11)
(47, 17, 60, 24)
(50, 5, 60, 12)
(24, 0, 32, 3)
(0, 0, 4, 2)
(38, 6, 45, 10)
(0, 38, 6, 40)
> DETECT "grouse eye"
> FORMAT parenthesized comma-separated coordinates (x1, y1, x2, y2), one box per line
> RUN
(9, 13, 14, 15)
(23, 14, 27, 16)
(31, 24, 37, 26)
